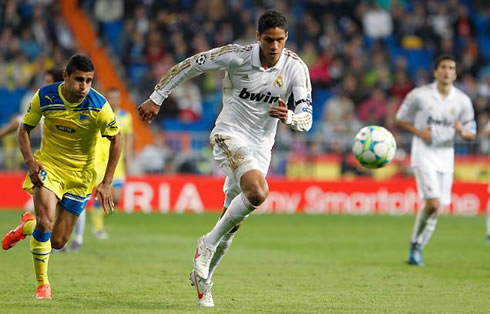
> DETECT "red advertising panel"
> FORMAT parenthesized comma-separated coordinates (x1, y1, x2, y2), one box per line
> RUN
(0, 173, 487, 215)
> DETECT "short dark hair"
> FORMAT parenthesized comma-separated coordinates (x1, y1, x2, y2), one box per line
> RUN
(65, 54, 94, 75)
(258, 10, 288, 34)
(46, 68, 63, 82)
(434, 54, 456, 70)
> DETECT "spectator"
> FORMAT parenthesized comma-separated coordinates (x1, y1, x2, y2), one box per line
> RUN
(362, 4, 393, 39)
(357, 87, 388, 125)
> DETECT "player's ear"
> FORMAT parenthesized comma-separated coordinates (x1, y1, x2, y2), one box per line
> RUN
(256, 31, 261, 41)
(62, 71, 68, 82)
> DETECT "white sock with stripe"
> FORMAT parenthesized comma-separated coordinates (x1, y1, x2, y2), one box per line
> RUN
(204, 193, 255, 249)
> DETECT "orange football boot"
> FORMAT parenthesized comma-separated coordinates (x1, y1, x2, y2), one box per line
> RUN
(2, 212, 35, 250)
(35, 284, 52, 300)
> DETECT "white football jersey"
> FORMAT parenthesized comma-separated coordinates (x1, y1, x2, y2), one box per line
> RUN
(150, 43, 312, 150)
(396, 82, 476, 172)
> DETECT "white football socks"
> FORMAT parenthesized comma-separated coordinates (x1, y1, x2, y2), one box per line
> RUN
(204, 193, 255, 249)
(206, 232, 235, 284)
(73, 210, 86, 244)
(411, 209, 430, 244)
(419, 213, 437, 249)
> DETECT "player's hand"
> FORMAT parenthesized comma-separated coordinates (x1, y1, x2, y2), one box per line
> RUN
(268, 98, 288, 123)
(138, 99, 161, 124)
(94, 181, 115, 214)
(454, 120, 463, 135)
(26, 159, 44, 187)
(417, 127, 432, 144)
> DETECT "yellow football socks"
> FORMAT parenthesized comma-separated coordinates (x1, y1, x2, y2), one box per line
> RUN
(91, 205, 105, 232)
(31, 229, 52, 286)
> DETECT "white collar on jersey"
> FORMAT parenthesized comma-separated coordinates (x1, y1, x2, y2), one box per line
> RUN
(430, 81, 455, 102)
(251, 43, 285, 71)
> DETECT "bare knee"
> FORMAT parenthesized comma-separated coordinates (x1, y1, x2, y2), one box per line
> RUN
(35, 212, 55, 232)
(425, 198, 440, 214)
(51, 235, 69, 249)
(243, 182, 268, 206)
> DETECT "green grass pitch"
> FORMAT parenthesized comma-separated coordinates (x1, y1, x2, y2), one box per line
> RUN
(0, 210, 488, 313)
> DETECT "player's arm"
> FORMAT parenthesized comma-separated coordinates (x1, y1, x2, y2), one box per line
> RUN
(138, 45, 238, 122)
(94, 103, 122, 213)
(0, 115, 21, 138)
(18, 92, 44, 186)
(454, 97, 477, 141)
(269, 61, 313, 132)
(395, 90, 431, 143)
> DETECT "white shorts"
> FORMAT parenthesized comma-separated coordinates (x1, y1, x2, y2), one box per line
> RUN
(413, 167, 453, 206)
(211, 134, 270, 207)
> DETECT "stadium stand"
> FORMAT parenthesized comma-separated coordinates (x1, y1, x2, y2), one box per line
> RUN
(0, 0, 488, 177)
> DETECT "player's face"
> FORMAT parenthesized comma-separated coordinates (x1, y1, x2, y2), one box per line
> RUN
(44, 74, 55, 84)
(106, 90, 121, 110)
(63, 70, 94, 102)
(257, 27, 287, 67)
(434, 59, 456, 86)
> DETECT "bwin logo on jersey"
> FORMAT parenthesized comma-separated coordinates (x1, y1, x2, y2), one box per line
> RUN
(427, 116, 452, 127)
(239, 88, 279, 104)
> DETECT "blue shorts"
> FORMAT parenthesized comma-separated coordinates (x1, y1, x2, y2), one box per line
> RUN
(59, 193, 91, 216)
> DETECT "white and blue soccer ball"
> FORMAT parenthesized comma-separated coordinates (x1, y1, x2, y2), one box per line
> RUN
(352, 126, 397, 169)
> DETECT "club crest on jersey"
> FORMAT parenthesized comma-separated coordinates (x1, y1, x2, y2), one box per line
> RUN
(273, 76, 283, 88)
(239, 88, 279, 104)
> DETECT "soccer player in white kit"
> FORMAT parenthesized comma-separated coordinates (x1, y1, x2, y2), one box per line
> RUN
(138, 10, 312, 307)
(395, 55, 477, 266)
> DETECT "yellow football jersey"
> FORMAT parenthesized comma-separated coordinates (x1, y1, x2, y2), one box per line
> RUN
(23, 82, 120, 171)
(95, 109, 133, 169)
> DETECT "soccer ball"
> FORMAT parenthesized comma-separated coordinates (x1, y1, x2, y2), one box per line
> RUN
(352, 126, 396, 169)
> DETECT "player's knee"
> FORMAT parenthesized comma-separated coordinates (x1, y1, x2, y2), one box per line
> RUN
(36, 215, 55, 232)
(426, 199, 440, 213)
(243, 182, 269, 206)
(51, 236, 69, 249)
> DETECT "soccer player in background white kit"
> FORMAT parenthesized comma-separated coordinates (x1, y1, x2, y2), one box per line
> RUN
(138, 10, 312, 307)
(395, 55, 477, 266)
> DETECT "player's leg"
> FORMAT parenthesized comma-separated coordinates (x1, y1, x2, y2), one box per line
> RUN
(30, 187, 59, 299)
(68, 210, 86, 252)
(51, 204, 79, 249)
(418, 171, 452, 249)
(409, 168, 448, 265)
(91, 200, 107, 239)
(195, 169, 266, 279)
(189, 179, 240, 307)
(207, 212, 241, 283)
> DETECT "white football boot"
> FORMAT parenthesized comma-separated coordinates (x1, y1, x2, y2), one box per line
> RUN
(189, 270, 214, 307)
(193, 235, 215, 279)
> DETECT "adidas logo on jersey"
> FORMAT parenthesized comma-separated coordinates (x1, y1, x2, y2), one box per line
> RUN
(239, 88, 279, 104)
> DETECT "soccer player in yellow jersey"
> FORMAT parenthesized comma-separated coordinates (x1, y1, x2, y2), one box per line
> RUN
(69, 87, 134, 250)
(1, 54, 122, 300)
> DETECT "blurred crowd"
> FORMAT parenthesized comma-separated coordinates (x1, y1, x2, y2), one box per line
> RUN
(0, 0, 489, 176)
